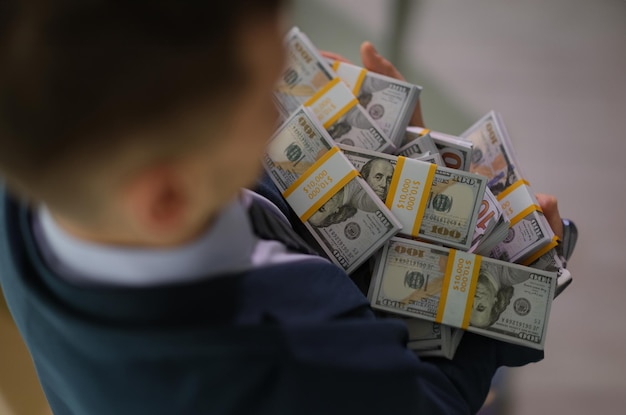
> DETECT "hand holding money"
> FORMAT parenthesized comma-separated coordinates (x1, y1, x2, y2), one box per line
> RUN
(263, 107, 401, 274)
(321, 41, 425, 128)
(369, 237, 557, 349)
(339, 144, 487, 250)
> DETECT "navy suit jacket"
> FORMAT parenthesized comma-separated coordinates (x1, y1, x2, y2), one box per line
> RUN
(0, 179, 543, 414)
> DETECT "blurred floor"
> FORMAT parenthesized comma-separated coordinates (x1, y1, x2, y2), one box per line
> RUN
(0, 296, 51, 415)
(297, 0, 626, 413)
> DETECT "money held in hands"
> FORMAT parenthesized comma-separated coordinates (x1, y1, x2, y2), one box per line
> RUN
(369, 237, 556, 349)
(263, 107, 401, 274)
(339, 144, 487, 250)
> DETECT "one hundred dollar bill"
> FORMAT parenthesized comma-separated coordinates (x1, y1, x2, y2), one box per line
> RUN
(305, 78, 395, 153)
(329, 60, 421, 147)
(273, 27, 336, 118)
(407, 127, 473, 171)
(470, 188, 506, 252)
(263, 107, 402, 274)
(371, 311, 462, 359)
(413, 152, 445, 167)
(264, 107, 335, 190)
(461, 111, 557, 263)
(369, 237, 556, 349)
(339, 144, 487, 250)
(397, 131, 439, 158)
(404, 319, 462, 359)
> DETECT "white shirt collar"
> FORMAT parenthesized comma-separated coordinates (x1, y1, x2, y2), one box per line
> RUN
(32, 194, 258, 287)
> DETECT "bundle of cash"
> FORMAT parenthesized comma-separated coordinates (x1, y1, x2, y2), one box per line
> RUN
(338, 144, 487, 250)
(461, 111, 559, 264)
(273, 27, 336, 118)
(413, 152, 445, 167)
(304, 78, 395, 153)
(397, 131, 439, 159)
(528, 248, 572, 298)
(405, 127, 474, 171)
(369, 237, 556, 349)
(470, 188, 510, 256)
(263, 106, 402, 274)
(327, 59, 421, 148)
(404, 319, 463, 359)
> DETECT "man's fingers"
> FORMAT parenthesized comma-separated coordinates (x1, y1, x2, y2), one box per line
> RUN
(360, 41, 425, 127)
(323, 42, 426, 128)
(536, 193, 563, 239)
(360, 41, 405, 80)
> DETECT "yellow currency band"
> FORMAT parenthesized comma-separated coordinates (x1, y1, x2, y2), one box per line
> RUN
(304, 78, 360, 129)
(510, 204, 543, 227)
(462, 257, 481, 329)
(303, 78, 339, 107)
(418, 128, 431, 137)
(283, 146, 339, 199)
(413, 163, 437, 237)
(496, 179, 544, 226)
(299, 170, 359, 222)
(435, 251, 456, 324)
(521, 235, 561, 266)
(323, 97, 359, 129)
(385, 156, 406, 210)
(282, 147, 360, 222)
(435, 250, 482, 330)
(352, 68, 367, 96)
(496, 179, 533, 202)
(385, 156, 436, 237)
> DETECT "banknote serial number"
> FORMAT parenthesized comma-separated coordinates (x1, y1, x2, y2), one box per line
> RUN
(303, 170, 334, 200)
(452, 258, 472, 293)
(502, 318, 541, 333)
(396, 178, 421, 210)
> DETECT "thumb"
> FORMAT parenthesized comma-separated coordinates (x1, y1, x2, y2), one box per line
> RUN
(360, 41, 405, 81)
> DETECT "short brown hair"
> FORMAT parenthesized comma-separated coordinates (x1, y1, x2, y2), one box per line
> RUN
(0, 0, 285, 214)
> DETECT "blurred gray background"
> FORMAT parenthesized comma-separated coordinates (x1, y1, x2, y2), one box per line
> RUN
(291, 0, 626, 413)
(0, 1, 624, 414)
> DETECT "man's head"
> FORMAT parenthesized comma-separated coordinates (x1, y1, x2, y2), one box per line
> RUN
(360, 158, 393, 200)
(0, 1, 286, 245)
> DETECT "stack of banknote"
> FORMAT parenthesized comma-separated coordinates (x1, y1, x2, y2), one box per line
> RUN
(461, 111, 559, 265)
(368, 237, 557, 349)
(470, 187, 511, 255)
(273, 27, 335, 117)
(263, 106, 402, 274)
(397, 131, 439, 159)
(338, 144, 487, 251)
(304, 78, 396, 153)
(274, 26, 425, 155)
(404, 319, 463, 359)
(402, 127, 474, 172)
(266, 27, 571, 358)
(327, 59, 421, 148)
(274, 27, 397, 153)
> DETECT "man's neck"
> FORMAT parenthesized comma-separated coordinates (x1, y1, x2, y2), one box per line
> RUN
(48, 209, 218, 248)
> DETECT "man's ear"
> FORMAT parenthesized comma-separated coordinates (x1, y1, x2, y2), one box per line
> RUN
(120, 164, 189, 235)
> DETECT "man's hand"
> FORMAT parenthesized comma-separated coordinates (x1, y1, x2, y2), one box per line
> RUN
(536, 193, 563, 240)
(321, 42, 425, 128)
